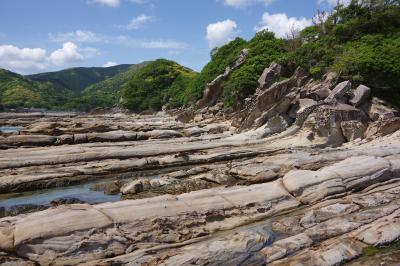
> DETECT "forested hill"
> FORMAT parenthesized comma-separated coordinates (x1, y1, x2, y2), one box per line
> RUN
(27, 64, 132, 93)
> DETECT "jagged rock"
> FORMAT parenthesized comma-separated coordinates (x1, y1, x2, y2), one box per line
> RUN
(350, 85, 371, 107)
(299, 104, 367, 146)
(258, 62, 283, 90)
(362, 97, 399, 121)
(341, 120, 367, 141)
(325, 80, 352, 103)
(365, 117, 400, 138)
(175, 109, 195, 123)
(197, 49, 249, 108)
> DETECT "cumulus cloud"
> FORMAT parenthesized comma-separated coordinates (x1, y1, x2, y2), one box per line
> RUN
(103, 61, 118, 67)
(223, 0, 273, 8)
(49, 42, 84, 66)
(117, 36, 187, 49)
(48, 30, 103, 43)
(206, 19, 238, 48)
(0, 42, 99, 74)
(317, 0, 351, 6)
(0, 45, 47, 73)
(91, 0, 120, 7)
(255, 12, 312, 38)
(122, 14, 153, 30)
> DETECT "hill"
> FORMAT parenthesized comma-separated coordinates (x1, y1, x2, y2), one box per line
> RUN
(185, 0, 399, 109)
(27, 64, 132, 93)
(70, 62, 150, 111)
(120, 59, 197, 111)
(0, 68, 72, 110)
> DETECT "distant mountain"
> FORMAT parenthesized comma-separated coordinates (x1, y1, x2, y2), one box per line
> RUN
(27, 64, 132, 93)
(71, 62, 150, 110)
(0, 68, 72, 110)
(0, 64, 143, 111)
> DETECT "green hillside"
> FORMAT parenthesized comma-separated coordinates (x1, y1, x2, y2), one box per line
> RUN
(120, 59, 197, 111)
(27, 64, 132, 93)
(68, 62, 149, 111)
(186, 0, 399, 108)
(0, 69, 72, 110)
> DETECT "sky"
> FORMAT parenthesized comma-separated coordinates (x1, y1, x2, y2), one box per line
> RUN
(0, 0, 347, 75)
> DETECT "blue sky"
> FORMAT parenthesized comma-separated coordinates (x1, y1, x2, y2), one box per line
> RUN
(0, 0, 343, 74)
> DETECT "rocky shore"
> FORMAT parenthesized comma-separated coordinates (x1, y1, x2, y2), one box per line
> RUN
(1, 62, 400, 265)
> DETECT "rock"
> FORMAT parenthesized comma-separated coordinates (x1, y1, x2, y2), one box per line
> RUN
(182, 126, 207, 137)
(365, 117, 400, 138)
(90, 180, 125, 195)
(341, 120, 367, 141)
(0, 135, 57, 148)
(175, 109, 195, 123)
(1, 204, 48, 218)
(299, 104, 367, 146)
(197, 49, 249, 108)
(282, 156, 394, 204)
(50, 197, 86, 206)
(362, 97, 399, 121)
(263, 115, 293, 136)
(258, 62, 283, 90)
(350, 85, 371, 107)
(325, 80, 352, 103)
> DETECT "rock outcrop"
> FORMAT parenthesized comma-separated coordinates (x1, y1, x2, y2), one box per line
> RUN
(196, 49, 249, 108)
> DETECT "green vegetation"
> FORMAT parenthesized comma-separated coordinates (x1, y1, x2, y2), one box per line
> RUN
(0, 0, 398, 112)
(120, 59, 197, 111)
(27, 64, 131, 93)
(286, 0, 400, 103)
(186, 32, 285, 108)
(186, 37, 247, 102)
(66, 63, 149, 111)
(0, 69, 72, 109)
(222, 31, 285, 108)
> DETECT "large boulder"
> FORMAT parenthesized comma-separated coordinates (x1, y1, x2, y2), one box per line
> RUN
(350, 85, 371, 107)
(324, 81, 352, 104)
(257, 62, 283, 90)
(340, 120, 367, 141)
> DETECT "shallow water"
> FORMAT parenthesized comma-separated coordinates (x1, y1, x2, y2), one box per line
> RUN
(0, 168, 174, 211)
(0, 126, 22, 133)
(0, 181, 121, 210)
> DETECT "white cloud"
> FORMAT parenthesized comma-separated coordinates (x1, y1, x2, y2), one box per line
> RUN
(91, 0, 120, 7)
(317, 0, 351, 6)
(123, 14, 153, 30)
(49, 42, 84, 66)
(223, 0, 273, 8)
(103, 61, 118, 67)
(117, 36, 187, 49)
(0, 45, 48, 73)
(49, 30, 103, 43)
(90, 0, 147, 7)
(0, 42, 100, 74)
(206, 19, 238, 48)
(255, 12, 312, 38)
